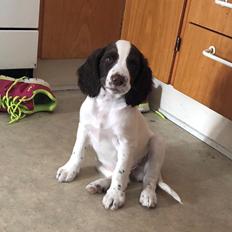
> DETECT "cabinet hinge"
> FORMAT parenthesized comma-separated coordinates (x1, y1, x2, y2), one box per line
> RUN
(175, 36, 182, 52)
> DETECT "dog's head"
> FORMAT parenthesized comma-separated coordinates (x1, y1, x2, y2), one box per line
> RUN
(78, 40, 153, 106)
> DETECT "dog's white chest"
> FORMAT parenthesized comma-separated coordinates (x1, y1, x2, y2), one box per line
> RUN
(87, 125, 118, 171)
(80, 95, 138, 172)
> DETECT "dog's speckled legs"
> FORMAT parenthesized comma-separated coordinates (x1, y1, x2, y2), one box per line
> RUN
(102, 145, 134, 210)
(86, 177, 111, 194)
(140, 135, 165, 208)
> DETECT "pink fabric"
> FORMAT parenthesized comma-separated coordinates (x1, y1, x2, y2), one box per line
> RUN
(0, 79, 54, 112)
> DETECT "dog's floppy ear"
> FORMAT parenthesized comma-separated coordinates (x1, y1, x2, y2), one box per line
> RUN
(78, 48, 105, 97)
(125, 55, 153, 106)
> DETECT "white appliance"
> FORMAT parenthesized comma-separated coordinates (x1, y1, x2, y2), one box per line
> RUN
(0, 0, 40, 70)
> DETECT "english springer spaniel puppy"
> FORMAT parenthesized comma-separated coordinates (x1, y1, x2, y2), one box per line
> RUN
(56, 40, 182, 210)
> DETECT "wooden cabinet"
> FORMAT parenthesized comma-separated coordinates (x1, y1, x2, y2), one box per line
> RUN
(173, 24, 232, 120)
(121, 0, 186, 83)
(39, 0, 125, 59)
(188, 0, 232, 37)
(173, 0, 232, 120)
(122, 0, 232, 120)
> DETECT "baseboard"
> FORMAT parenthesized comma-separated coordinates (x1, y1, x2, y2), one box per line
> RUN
(150, 78, 232, 160)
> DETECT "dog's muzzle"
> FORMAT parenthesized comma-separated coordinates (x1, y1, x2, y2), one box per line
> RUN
(110, 74, 126, 87)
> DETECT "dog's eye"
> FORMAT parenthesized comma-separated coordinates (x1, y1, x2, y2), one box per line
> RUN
(104, 57, 113, 64)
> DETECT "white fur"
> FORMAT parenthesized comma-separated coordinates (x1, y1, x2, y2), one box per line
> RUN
(56, 40, 182, 209)
(105, 40, 131, 95)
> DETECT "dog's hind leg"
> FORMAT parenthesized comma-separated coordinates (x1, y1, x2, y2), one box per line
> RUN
(139, 134, 165, 208)
(86, 177, 111, 194)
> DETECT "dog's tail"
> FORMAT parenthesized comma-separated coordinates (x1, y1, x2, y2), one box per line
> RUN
(158, 176, 183, 204)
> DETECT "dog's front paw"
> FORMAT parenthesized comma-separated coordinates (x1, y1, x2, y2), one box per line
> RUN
(56, 162, 79, 183)
(102, 188, 125, 210)
(139, 188, 157, 208)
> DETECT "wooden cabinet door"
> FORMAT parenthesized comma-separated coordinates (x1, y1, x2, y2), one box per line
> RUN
(173, 23, 232, 120)
(39, 0, 125, 59)
(188, 0, 232, 37)
(121, 0, 186, 83)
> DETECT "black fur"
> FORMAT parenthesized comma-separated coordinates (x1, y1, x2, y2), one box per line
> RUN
(77, 41, 153, 106)
(78, 48, 105, 97)
(125, 45, 153, 106)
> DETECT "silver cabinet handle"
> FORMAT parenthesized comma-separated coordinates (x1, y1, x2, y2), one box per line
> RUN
(202, 46, 232, 68)
(215, 0, 232, 9)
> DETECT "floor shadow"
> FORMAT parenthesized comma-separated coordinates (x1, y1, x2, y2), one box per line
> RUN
(148, 82, 163, 111)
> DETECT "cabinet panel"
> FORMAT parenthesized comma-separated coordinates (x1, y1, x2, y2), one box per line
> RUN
(39, 0, 125, 59)
(121, 0, 186, 83)
(0, 0, 40, 28)
(174, 24, 232, 120)
(0, 30, 38, 69)
(188, 0, 232, 37)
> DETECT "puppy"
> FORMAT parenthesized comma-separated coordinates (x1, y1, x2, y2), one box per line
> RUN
(56, 40, 182, 210)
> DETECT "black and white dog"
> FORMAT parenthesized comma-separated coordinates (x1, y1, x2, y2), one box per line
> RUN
(56, 40, 182, 210)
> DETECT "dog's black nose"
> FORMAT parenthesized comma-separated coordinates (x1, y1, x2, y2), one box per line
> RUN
(111, 74, 125, 86)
